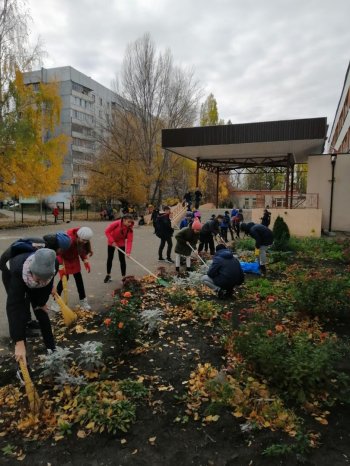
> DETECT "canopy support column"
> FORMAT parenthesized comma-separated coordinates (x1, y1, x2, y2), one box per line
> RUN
(290, 162, 295, 209)
(196, 158, 200, 187)
(216, 167, 219, 208)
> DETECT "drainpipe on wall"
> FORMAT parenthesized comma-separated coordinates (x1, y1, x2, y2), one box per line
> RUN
(328, 154, 337, 232)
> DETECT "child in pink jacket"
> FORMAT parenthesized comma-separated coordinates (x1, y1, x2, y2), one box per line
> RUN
(104, 214, 134, 283)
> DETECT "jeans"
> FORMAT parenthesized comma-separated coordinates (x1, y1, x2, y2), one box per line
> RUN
(107, 245, 126, 276)
(201, 275, 220, 292)
(57, 272, 86, 300)
(159, 237, 173, 260)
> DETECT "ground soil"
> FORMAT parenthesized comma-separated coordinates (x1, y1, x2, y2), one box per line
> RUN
(0, 274, 350, 465)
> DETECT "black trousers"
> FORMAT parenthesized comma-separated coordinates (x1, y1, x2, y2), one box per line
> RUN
(57, 272, 86, 300)
(107, 245, 126, 276)
(32, 307, 55, 350)
(158, 237, 173, 260)
(198, 233, 215, 255)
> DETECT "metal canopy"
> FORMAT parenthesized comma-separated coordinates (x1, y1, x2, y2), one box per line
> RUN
(162, 117, 327, 172)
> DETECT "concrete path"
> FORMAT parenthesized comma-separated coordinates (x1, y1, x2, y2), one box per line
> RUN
(0, 220, 170, 341)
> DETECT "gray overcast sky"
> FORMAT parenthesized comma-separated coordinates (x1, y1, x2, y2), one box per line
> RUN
(27, 0, 349, 128)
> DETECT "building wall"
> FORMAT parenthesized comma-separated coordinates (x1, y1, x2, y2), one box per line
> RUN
(307, 154, 350, 232)
(251, 209, 322, 237)
(327, 62, 350, 154)
(23, 66, 121, 204)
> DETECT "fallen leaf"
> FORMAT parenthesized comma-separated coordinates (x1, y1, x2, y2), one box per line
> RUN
(148, 436, 156, 444)
(77, 430, 86, 438)
(120, 439, 127, 444)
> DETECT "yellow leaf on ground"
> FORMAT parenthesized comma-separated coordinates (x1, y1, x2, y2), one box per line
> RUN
(77, 430, 86, 438)
(149, 436, 156, 444)
(233, 411, 243, 418)
(315, 417, 328, 425)
(86, 421, 95, 430)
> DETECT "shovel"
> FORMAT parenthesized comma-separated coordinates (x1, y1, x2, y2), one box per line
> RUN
(116, 246, 169, 287)
(19, 359, 41, 416)
(54, 293, 78, 326)
(186, 242, 208, 268)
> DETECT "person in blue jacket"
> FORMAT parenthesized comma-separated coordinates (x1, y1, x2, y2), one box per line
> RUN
(240, 222, 274, 275)
(201, 244, 244, 298)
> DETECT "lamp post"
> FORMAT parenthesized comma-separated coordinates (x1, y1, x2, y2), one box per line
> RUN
(328, 154, 337, 232)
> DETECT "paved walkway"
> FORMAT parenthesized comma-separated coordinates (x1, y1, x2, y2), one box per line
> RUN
(0, 220, 170, 341)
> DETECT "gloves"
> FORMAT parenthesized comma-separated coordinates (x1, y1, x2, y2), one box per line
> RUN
(254, 248, 260, 257)
(58, 264, 66, 279)
(84, 260, 91, 273)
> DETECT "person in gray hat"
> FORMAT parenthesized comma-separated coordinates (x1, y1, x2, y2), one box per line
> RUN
(0, 232, 71, 333)
(6, 248, 58, 366)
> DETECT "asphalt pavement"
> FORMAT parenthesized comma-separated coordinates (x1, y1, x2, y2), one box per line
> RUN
(0, 220, 169, 342)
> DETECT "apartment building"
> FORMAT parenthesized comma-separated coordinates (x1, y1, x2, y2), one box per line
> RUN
(327, 61, 350, 154)
(23, 66, 120, 205)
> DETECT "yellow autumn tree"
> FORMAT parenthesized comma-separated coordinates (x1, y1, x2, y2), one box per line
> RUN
(0, 71, 68, 198)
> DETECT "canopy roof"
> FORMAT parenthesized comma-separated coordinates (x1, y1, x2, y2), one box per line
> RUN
(162, 117, 327, 173)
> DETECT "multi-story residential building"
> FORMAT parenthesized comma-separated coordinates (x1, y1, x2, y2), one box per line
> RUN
(23, 66, 120, 205)
(327, 61, 350, 154)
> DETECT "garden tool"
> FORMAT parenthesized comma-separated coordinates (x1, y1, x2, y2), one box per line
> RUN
(19, 359, 41, 416)
(116, 246, 169, 287)
(186, 242, 208, 268)
(62, 260, 68, 304)
(216, 235, 229, 248)
(53, 292, 78, 326)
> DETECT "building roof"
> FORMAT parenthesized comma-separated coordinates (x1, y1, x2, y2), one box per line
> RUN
(162, 117, 327, 172)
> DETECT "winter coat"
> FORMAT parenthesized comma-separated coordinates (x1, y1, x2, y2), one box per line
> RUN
(220, 214, 231, 229)
(105, 219, 134, 254)
(175, 227, 200, 256)
(247, 224, 274, 248)
(261, 211, 271, 227)
(201, 219, 221, 236)
(180, 218, 191, 229)
(58, 228, 90, 275)
(207, 249, 244, 290)
(6, 252, 56, 342)
(156, 213, 174, 239)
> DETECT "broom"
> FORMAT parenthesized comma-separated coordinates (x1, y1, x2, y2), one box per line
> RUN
(53, 292, 78, 326)
(19, 359, 41, 416)
(186, 242, 208, 268)
(116, 247, 169, 287)
(62, 260, 68, 304)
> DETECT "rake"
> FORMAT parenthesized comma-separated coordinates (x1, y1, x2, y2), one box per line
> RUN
(54, 292, 78, 326)
(186, 242, 208, 268)
(19, 359, 41, 416)
(116, 247, 169, 287)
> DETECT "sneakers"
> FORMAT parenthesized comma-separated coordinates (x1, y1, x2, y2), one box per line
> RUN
(79, 298, 91, 311)
(158, 258, 166, 262)
(165, 258, 175, 264)
(104, 274, 112, 283)
(50, 300, 60, 313)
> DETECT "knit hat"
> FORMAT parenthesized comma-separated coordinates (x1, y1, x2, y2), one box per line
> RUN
(55, 232, 71, 250)
(30, 248, 56, 280)
(192, 218, 202, 231)
(77, 227, 93, 240)
(215, 244, 226, 252)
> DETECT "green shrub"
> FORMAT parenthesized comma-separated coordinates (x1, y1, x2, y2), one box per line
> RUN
(234, 322, 349, 403)
(236, 237, 255, 251)
(166, 288, 191, 306)
(272, 216, 290, 251)
(104, 291, 141, 348)
(289, 237, 344, 261)
(292, 274, 350, 320)
(77, 381, 137, 433)
(194, 300, 221, 320)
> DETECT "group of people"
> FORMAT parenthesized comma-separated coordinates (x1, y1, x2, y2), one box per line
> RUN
(1, 202, 274, 366)
(183, 187, 203, 210)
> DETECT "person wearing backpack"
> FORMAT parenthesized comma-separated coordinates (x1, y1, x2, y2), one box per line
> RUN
(0, 232, 71, 332)
(104, 214, 134, 283)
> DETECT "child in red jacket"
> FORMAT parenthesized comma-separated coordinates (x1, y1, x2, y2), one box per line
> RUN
(104, 214, 134, 283)
(53, 226, 93, 311)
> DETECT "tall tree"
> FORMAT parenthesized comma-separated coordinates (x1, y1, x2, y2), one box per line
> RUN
(200, 93, 219, 126)
(0, 71, 68, 198)
(0, 0, 43, 124)
(94, 33, 201, 205)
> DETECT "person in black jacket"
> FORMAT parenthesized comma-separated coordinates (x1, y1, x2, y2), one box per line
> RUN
(6, 248, 58, 366)
(0, 232, 71, 331)
(261, 208, 271, 227)
(198, 215, 223, 255)
(240, 222, 274, 275)
(156, 206, 174, 263)
(201, 244, 244, 298)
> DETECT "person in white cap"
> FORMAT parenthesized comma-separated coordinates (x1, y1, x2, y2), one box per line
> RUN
(52, 226, 93, 311)
(6, 248, 57, 365)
